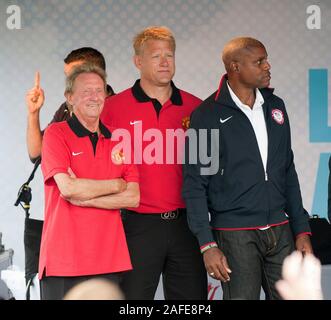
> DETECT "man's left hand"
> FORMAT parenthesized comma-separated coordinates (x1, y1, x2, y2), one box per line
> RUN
(295, 234, 313, 255)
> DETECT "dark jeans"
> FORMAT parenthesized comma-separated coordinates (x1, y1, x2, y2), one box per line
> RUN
(213, 223, 295, 300)
(121, 210, 208, 300)
(40, 273, 122, 300)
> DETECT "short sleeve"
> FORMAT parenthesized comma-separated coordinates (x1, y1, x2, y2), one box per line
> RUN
(41, 124, 70, 184)
(122, 163, 139, 183)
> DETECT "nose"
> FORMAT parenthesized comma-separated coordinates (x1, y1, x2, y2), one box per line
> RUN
(160, 55, 169, 66)
(89, 92, 97, 100)
(264, 60, 271, 70)
(89, 90, 101, 99)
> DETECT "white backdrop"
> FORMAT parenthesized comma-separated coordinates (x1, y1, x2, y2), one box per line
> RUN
(0, 0, 330, 299)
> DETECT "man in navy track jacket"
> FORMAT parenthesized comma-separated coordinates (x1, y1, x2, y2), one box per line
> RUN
(182, 37, 313, 300)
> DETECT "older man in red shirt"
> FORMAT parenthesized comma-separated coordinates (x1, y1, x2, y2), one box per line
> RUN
(36, 64, 139, 300)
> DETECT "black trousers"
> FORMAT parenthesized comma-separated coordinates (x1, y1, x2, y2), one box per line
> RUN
(40, 272, 122, 300)
(121, 210, 208, 300)
(213, 223, 295, 300)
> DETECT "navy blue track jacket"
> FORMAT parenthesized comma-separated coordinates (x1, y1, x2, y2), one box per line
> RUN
(182, 75, 311, 247)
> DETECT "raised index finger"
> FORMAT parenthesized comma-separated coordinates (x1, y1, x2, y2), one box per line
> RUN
(34, 71, 40, 89)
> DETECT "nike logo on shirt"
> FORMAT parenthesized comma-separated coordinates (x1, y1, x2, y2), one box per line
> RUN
(72, 152, 83, 156)
(220, 116, 233, 124)
(130, 121, 141, 125)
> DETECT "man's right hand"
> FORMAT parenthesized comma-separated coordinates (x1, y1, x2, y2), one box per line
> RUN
(26, 71, 45, 114)
(203, 247, 232, 282)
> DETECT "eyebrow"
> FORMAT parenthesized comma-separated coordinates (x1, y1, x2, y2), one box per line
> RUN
(254, 55, 268, 61)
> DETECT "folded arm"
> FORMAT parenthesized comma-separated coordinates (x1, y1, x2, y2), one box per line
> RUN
(54, 172, 127, 201)
(67, 182, 140, 209)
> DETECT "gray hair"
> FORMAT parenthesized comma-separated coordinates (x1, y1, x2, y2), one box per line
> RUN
(65, 63, 107, 95)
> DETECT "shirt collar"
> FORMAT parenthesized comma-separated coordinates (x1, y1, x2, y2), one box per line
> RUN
(227, 81, 264, 110)
(131, 79, 183, 106)
(106, 84, 115, 96)
(67, 113, 111, 138)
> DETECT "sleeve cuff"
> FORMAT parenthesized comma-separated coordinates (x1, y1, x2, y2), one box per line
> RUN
(196, 228, 216, 248)
(200, 241, 218, 251)
(296, 232, 312, 238)
(43, 167, 68, 184)
(125, 177, 139, 183)
(290, 219, 311, 236)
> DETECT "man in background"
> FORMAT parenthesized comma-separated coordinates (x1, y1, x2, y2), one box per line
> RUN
(26, 47, 114, 162)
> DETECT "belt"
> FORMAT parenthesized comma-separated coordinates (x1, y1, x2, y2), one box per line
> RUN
(124, 208, 186, 220)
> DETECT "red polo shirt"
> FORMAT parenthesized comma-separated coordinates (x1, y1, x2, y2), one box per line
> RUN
(39, 115, 139, 278)
(101, 80, 201, 213)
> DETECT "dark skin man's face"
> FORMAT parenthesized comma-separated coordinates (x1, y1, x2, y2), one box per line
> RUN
(236, 46, 271, 89)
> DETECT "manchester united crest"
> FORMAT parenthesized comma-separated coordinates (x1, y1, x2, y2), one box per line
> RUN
(112, 149, 125, 165)
(182, 116, 190, 130)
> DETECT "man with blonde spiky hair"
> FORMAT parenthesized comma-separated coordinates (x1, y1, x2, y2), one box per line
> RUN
(133, 25, 176, 55)
(101, 26, 207, 300)
(183, 36, 312, 300)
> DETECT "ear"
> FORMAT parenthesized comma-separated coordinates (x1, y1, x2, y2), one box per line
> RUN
(230, 62, 239, 73)
(133, 55, 142, 70)
(65, 91, 74, 107)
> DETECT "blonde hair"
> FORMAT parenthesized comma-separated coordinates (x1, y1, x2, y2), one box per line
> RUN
(133, 26, 176, 55)
(222, 37, 265, 72)
(65, 63, 107, 95)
